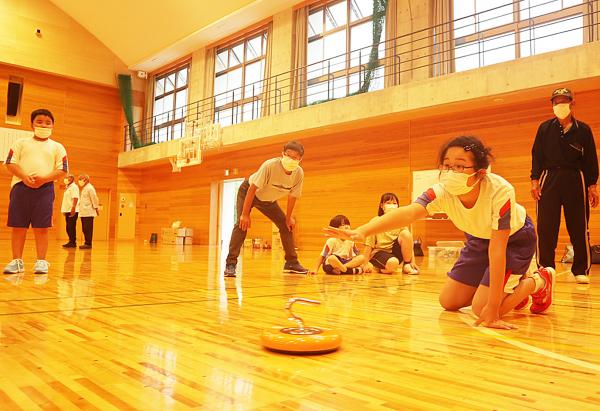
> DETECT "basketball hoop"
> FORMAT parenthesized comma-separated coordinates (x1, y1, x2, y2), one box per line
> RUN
(187, 119, 223, 150)
(170, 135, 201, 173)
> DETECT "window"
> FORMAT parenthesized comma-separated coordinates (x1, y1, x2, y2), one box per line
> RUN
(153, 65, 189, 143)
(453, 0, 586, 72)
(306, 0, 386, 105)
(213, 30, 268, 127)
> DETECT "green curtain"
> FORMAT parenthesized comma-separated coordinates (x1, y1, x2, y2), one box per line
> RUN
(359, 0, 388, 93)
(117, 74, 141, 149)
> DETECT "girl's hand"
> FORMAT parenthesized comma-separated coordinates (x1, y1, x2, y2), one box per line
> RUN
(474, 304, 517, 330)
(322, 227, 365, 243)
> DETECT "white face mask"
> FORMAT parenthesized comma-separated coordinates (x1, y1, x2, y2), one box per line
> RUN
(553, 103, 571, 120)
(34, 127, 52, 139)
(383, 203, 398, 213)
(281, 155, 300, 172)
(439, 170, 478, 196)
(78, 180, 86, 187)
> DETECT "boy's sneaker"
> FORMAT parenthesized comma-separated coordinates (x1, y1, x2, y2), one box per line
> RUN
(530, 267, 555, 314)
(4, 259, 24, 274)
(283, 261, 309, 274)
(34, 260, 49, 274)
(62, 242, 76, 248)
(224, 264, 236, 277)
(402, 264, 419, 275)
(574, 274, 590, 284)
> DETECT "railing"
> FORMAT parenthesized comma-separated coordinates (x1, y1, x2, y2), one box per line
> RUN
(124, 0, 599, 151)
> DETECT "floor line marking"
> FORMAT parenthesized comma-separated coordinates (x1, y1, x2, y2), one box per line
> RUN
(458, 311, 600, 373)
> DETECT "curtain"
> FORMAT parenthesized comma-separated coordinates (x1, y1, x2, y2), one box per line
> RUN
(143, 74, 155, 145)
(117, 74, 141, 149)
(431, 0, 452, 77)
(290, 7, 308, 109)
(261, 23, 274, 117)
(203, 47, 216, 124)
(384, 0, 398, 87)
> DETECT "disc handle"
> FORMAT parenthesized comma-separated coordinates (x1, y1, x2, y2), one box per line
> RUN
(286, 298, 320, 330)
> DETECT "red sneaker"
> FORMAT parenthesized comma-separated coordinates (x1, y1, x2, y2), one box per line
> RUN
(514, 296, 530, 310)
(530, 267, 556, 314)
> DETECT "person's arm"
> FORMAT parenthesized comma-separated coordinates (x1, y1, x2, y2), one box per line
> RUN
(239, 183, 258, 231)
(323, 203, 428, 244)
(70, 196, 78, 217)
(531, 124, 545, 201)
(474, 229, 515, 330)
(285, 195, 298, 231)
(583, 127, 599, 207)
(310, 255, 325, 275)
(91, 189, 100, 216)
(6, 163, 36, 187)
(36, 169, 67, 187)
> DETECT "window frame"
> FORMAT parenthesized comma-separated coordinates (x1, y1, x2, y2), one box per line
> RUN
(213, 28, 269, 127)
(452, 1, 590, 71)
(306, 0, 387, 103)
(152, 64, 190, 143)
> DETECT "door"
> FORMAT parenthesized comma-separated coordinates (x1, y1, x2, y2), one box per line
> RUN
(117, 193, 137, 239)
(218, 178, 244, 248)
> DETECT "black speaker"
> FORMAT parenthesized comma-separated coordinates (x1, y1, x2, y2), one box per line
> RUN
(6, 82, 22, 116)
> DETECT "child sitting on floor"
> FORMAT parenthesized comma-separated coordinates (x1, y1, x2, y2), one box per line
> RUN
(310, 215, 366, 275)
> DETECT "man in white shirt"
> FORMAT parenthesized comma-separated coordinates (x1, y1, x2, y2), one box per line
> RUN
(77, 174, 99, 249)
(224, 141, 308, 277)
(61, 174, 79, 248)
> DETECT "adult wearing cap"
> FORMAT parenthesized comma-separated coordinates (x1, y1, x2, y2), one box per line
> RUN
(531, 88, 599, 284)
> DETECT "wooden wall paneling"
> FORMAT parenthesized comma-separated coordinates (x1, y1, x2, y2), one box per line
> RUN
(0, 63, 123, 241)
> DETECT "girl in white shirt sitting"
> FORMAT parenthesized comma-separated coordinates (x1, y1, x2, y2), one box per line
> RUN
(325, 136, 555, 330)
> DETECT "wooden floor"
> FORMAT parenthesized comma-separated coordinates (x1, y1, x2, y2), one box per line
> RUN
(1, 240, 599, 410)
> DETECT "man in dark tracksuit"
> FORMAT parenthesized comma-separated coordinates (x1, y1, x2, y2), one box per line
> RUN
(531, 88, 599, 284)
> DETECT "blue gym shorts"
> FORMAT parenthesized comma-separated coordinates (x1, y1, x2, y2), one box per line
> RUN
(7, 182, 55, 228)
(448, 216, 536, 288)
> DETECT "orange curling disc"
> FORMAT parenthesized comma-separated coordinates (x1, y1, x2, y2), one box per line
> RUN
(261, 326, 342, 354)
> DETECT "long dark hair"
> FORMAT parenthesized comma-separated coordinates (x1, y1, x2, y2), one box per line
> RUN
(378, 192, 399, 216)
(438, 136, 493, 170)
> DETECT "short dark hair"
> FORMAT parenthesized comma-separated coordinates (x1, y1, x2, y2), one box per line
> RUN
(438, 136, 493, 171)
(329, 214, 350, 228)
(283, 140, 304, 157)
(31, 109, 55, 124)
(378, 192, 399, 216)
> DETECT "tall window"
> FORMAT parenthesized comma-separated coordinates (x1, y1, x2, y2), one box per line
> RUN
(214, 30, 268, 127)
(453, 1, 587, 72)
(152, 65, 189, 142)
(306, 0, 386, 105)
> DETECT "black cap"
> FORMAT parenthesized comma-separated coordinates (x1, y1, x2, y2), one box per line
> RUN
(550, 88, 573, 101)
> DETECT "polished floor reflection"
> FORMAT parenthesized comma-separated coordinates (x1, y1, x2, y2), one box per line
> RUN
(1, 240, 599, 410)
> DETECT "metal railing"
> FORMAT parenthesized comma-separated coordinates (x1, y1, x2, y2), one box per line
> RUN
(124, 0, 599, 151)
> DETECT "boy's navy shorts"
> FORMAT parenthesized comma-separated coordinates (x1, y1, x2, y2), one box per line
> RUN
(8, 182, 55, 228)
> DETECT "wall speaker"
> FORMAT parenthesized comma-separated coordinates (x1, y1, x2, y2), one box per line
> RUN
(6, 82, 22, 117)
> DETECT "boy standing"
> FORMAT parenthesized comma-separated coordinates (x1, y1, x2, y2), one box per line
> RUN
(4, 109, 68, 274)
(224, 141, 308, 277)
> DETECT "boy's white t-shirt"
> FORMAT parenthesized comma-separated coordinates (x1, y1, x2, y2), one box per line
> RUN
(248, 158, 304, 202)
(6, 136, 68, 187)
(414, 173, 527, 239)
(321, 238, 359, 260)
(79, 183, 99, 217)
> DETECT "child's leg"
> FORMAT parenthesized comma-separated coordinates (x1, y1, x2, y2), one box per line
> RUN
(325, 255, 346, 273)
(345, 255, 366, 268)
(439, 277, 478, 310)
(11, 228, 27, 259)
(381, 257, 399, 273)
(397, 229, 415, 263)
(32, 228, 49, 260)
